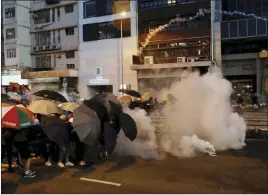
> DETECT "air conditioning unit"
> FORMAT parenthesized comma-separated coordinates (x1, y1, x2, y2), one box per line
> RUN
(46, 45, 50, 50)
(144, 56, 154, 65)
(34, 46, 39, 51)
(177, 57, 186, 63)
(49, 45, 53, 50)
(53, 45, 57, 49)
(187, 57, 195, 62)
(41, 45, 46, 50)
(56, 44, 61, 49)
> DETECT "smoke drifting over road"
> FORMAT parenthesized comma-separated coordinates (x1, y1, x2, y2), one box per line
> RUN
(116, 67, 247, 159)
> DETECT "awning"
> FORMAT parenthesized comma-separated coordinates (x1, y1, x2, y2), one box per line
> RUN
(21, 69, 79, 79)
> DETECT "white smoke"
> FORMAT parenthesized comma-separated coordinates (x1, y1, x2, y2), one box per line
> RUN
(114, 105, 159, 159)
(116, 67, 247, 159)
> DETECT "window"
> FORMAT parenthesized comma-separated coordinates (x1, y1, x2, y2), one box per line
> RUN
(67, 64, 75, 69)
(34, 10, 50, 24)
(84, 0, 96, 18)
(65, 5, 74, 13)
(53, 31, 56, 44)
(57, 8, 60, 20)
(66, 51, 75, 58)
(6, 28, 15, 39)
(35, 31, 51, 46)
(113, 0, 130, 14)
(83, 23, 98, 41)
(6, 49, 16, 58)
(96, 67, 103, 75)
(52, 9, 55, 22)
(65, 28, 74, 36)
(57, 30, 61, 44)
(5, 8, 15, 18)
(35, 56, 51, 68)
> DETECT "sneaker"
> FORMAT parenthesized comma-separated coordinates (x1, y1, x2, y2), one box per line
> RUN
(79, 161, 86, 166)
(65, 161, 74, 167)
(57, 162, 65, 168)
(45, 161, 52, 166)
(24, 170, 36, 178)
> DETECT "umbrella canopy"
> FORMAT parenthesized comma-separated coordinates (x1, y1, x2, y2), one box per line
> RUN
(93, 92, 122, 119)
(2, 105, 34, 129)
(60, 102, 79, 112)
(118, 89, 141, 98)
(40, 115, 70, 147)
(33, 90, 68, 102)
(119, 112, 137, 141)
(84, 98, 110, 122)
(118, 96, 132, 104)
(1, 103, 25, 107)
(73, 104, 101, 146)
(142, 92, 152, 101)
(28, 100, 62, 115)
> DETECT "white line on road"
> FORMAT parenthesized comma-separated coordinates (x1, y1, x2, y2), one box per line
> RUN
(80, 177, 122, 187)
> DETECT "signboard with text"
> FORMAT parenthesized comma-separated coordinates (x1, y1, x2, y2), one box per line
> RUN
(89, 76, 109, 85)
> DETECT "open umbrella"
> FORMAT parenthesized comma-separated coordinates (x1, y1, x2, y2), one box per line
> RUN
(84, 99, 110, 122)
(28, 100, 62, 115)
(73, 104, 101, 146)
(118, 96, 132, 104)
(93, 92, 122, 119)
(33, 90, 67, 102)
(118, 89, 141, 98)
(60, 102, 79, 112)
(40, 115, 70, 147)
(119, 112, 137, 141)
(2, 105, 34, 129)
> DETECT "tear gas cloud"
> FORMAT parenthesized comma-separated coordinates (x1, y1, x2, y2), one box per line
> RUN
(116, 67, 247, 159)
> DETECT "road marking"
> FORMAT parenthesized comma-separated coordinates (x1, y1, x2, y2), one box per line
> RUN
(80, 177, 122, 187)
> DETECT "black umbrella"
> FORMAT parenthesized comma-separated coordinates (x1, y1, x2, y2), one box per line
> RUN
(93, 92, 122, 119)
(118, 89, 141, 98)
(40, 115, 70, 148)
(73, 104, 101, 146)
(33, 90, 67, 102)
(83, 98, 110, 122)
(119, 112, 137, 141)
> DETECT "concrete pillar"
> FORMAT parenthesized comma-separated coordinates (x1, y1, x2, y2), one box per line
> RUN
(211, 0, 222, 67)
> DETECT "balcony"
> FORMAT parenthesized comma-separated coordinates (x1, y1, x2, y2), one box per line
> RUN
(131, 56, 211, 70)
(21, 69, 79, 79)
(221, 18, 268, 39)
(32, 45, 61, 53)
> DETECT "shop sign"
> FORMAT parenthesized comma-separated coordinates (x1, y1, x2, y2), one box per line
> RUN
(89, 76, 109, 85)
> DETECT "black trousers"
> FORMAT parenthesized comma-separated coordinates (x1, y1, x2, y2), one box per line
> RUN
(1, 142, 13, 169)
(75, 142, 84, 162)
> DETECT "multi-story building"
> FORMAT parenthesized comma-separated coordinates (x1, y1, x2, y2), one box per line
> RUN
(78, 0, 138, 98)
(219, 0, 268, 103)
(1, 0, 31, 87)
(130, 0, 211, 93)
(21, 0, 79, 94)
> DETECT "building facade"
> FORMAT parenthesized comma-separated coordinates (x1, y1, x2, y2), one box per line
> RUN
(78, 0, 138, 98)
(219, 0, 268, 103)
(21, 0, 79, 94)
(130, 0, 212, 94)
(1, 0, 31, 86)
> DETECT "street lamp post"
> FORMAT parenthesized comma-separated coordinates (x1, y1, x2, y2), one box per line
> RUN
(120, 11, 126, 91)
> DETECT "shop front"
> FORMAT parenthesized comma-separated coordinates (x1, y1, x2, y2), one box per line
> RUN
(222, 53, 267, 104)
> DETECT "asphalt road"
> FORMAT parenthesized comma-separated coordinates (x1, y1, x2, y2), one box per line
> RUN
(1, 139, 268, 194)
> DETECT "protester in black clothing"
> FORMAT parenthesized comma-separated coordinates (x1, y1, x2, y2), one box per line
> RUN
(13, 128, 36, 178)
(68, 117, 85, 166)
(1, 128, 15, 172)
